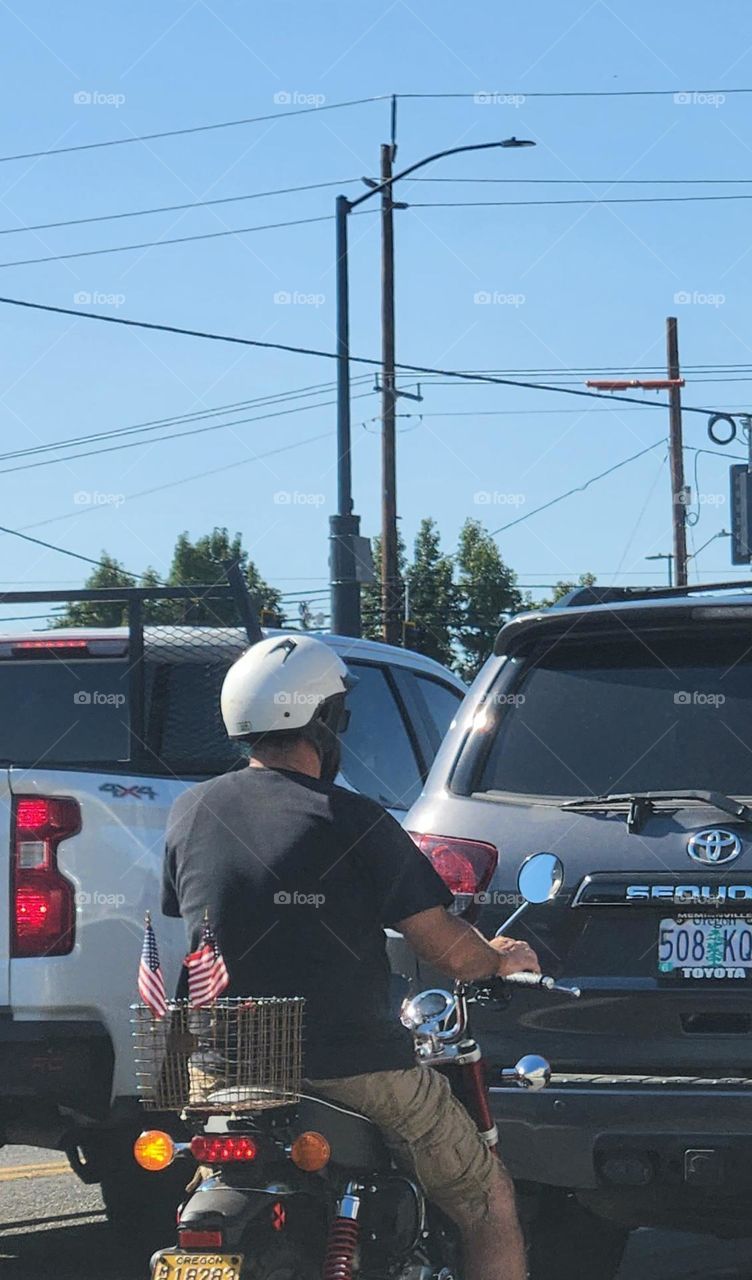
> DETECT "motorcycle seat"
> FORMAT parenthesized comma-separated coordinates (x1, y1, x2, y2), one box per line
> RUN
(296, 1093, 392, 1171)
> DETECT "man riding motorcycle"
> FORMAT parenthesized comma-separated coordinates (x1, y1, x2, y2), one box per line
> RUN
(162, 635, 541, 1280)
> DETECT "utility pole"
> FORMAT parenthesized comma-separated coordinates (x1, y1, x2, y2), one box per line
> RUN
(666, 316, 689, 587)
(380, 143, 400, 645)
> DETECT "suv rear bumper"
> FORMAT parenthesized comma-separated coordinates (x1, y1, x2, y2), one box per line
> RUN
(491, 1075, 752, 1194)
(0, 1018, 114, 1122)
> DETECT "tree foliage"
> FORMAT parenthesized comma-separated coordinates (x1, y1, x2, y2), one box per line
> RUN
(404, 518, 458, 667)
(454, 519, 522, 681)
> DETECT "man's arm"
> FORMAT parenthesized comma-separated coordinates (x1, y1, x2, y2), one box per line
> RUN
(398, 906, 540, 982)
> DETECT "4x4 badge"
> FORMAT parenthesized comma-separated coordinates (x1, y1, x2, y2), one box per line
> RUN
(687, 828, 743, 866)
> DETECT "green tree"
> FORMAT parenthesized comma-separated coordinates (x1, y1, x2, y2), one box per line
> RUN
(167, 528, 282, 625)
(404, 518, 458, 667)
(361, 530, 407, 642)
(541, 571, 597, 609)
(455, 519, 522, 681)
(53, 554, 137, 627)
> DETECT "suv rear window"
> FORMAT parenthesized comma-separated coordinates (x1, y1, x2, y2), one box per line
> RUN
(478, 632, 752, 798)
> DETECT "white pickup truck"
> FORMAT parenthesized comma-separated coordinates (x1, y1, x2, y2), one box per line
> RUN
(0, 586, 464, 1226)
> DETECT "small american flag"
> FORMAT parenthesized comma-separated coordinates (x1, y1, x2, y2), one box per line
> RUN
(185, 917, 230, 1007)
(138, 913, 167, 1019)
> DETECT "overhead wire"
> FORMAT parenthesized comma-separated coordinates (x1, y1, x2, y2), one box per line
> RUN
(0, 96, 386, 166)
(0, 292, 736, 422)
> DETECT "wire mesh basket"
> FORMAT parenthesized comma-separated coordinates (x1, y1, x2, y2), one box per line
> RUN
(132, 998, 304, 1113)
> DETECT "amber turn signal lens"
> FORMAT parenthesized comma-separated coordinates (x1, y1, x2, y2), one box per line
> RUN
(133, 1129, 176, 1172)
(290, 1130, 331, 1172)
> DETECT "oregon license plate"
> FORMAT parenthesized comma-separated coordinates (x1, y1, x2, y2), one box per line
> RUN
(152, 1254, 243, 1280)
(658, 916, 752, 979)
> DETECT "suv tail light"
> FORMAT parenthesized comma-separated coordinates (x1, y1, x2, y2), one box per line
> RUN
(12, 796, 80, 957)
(409, 832, 498, 919)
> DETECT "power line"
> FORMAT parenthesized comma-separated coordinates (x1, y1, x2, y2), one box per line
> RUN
(402, 88, 752, 99)
(0, 96, 385, 166)
(0, 179, 360, 238)
(410, 177, 752, 185)
(0, 292, 738, 421)
(6, 190, 752, 271)
(21, 429, 338, 531)
(0, 212, 339, 269)
(490, 439, 668, 537)
(0, 372, 375, 464)
(411, 193, 752, 208)
(0, 388, 375, 477)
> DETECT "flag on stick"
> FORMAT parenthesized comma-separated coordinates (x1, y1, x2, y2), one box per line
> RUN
(138, 912, 167, 1018)
(185, 915, 230, 1007)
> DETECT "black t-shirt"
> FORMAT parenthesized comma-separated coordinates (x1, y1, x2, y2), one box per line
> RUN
(162, 766, 452, 1079)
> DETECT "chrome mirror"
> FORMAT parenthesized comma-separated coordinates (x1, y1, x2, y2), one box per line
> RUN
(517, 853, 564, 906)
(500, 1054, 551, 1092)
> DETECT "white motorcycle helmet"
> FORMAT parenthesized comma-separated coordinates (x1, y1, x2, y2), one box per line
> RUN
(221, 635, 354, 780)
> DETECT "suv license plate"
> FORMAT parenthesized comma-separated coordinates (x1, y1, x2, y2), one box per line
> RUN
(152, 1254, 243, 1280)
(659, 916, 752, 979)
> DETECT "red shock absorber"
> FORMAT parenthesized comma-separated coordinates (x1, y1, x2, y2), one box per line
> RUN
(323, 1186, 361, 1280)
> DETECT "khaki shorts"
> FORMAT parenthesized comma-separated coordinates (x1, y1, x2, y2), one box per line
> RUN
(308, 1065, 497, 1225)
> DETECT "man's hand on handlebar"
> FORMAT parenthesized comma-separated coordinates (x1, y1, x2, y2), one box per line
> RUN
(489, 936, 541, 977)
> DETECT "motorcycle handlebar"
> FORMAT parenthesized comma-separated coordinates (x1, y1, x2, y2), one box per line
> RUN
(472, 973, 581, 999)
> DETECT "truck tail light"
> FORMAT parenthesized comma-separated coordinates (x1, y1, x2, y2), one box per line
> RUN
(409, 832, 498, 919)
(12, 796, 80, 957)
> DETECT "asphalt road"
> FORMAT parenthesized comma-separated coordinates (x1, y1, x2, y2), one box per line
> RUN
(1, 1146, 752, 1279)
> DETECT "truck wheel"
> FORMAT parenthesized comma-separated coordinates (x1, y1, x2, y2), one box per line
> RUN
(526, 1190, 628, 1280)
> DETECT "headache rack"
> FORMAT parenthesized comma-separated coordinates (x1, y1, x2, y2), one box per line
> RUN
(133, 997, 305, 1114)
(0, 561, 263, 770)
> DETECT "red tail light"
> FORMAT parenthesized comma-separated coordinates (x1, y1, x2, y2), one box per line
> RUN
(409, 833, 498, 918)
(177, 1229, 224, 1249)
(12, 796, 80, 957)
(190, 1135, 258, 1163)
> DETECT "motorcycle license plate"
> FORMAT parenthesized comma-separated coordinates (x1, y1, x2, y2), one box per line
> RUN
(151, 1254, 243, 1280)
(658, 916, 752, 979)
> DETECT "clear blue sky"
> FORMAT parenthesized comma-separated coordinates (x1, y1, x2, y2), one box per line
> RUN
(1, 0, 752, 621)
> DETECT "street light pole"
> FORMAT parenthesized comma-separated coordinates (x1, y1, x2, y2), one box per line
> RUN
(329, 194, 362, 637)
(329, 136, 535, 641)
(645, 552, 674, 586)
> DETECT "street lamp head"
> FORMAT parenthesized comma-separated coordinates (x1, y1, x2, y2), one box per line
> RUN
(499, 137, 536, 148)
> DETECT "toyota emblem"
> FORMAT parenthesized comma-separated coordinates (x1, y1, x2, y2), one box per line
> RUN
(687, 828, 743, 866)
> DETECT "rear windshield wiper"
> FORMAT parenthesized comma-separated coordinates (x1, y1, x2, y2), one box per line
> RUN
(561, 789, 752, 835)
